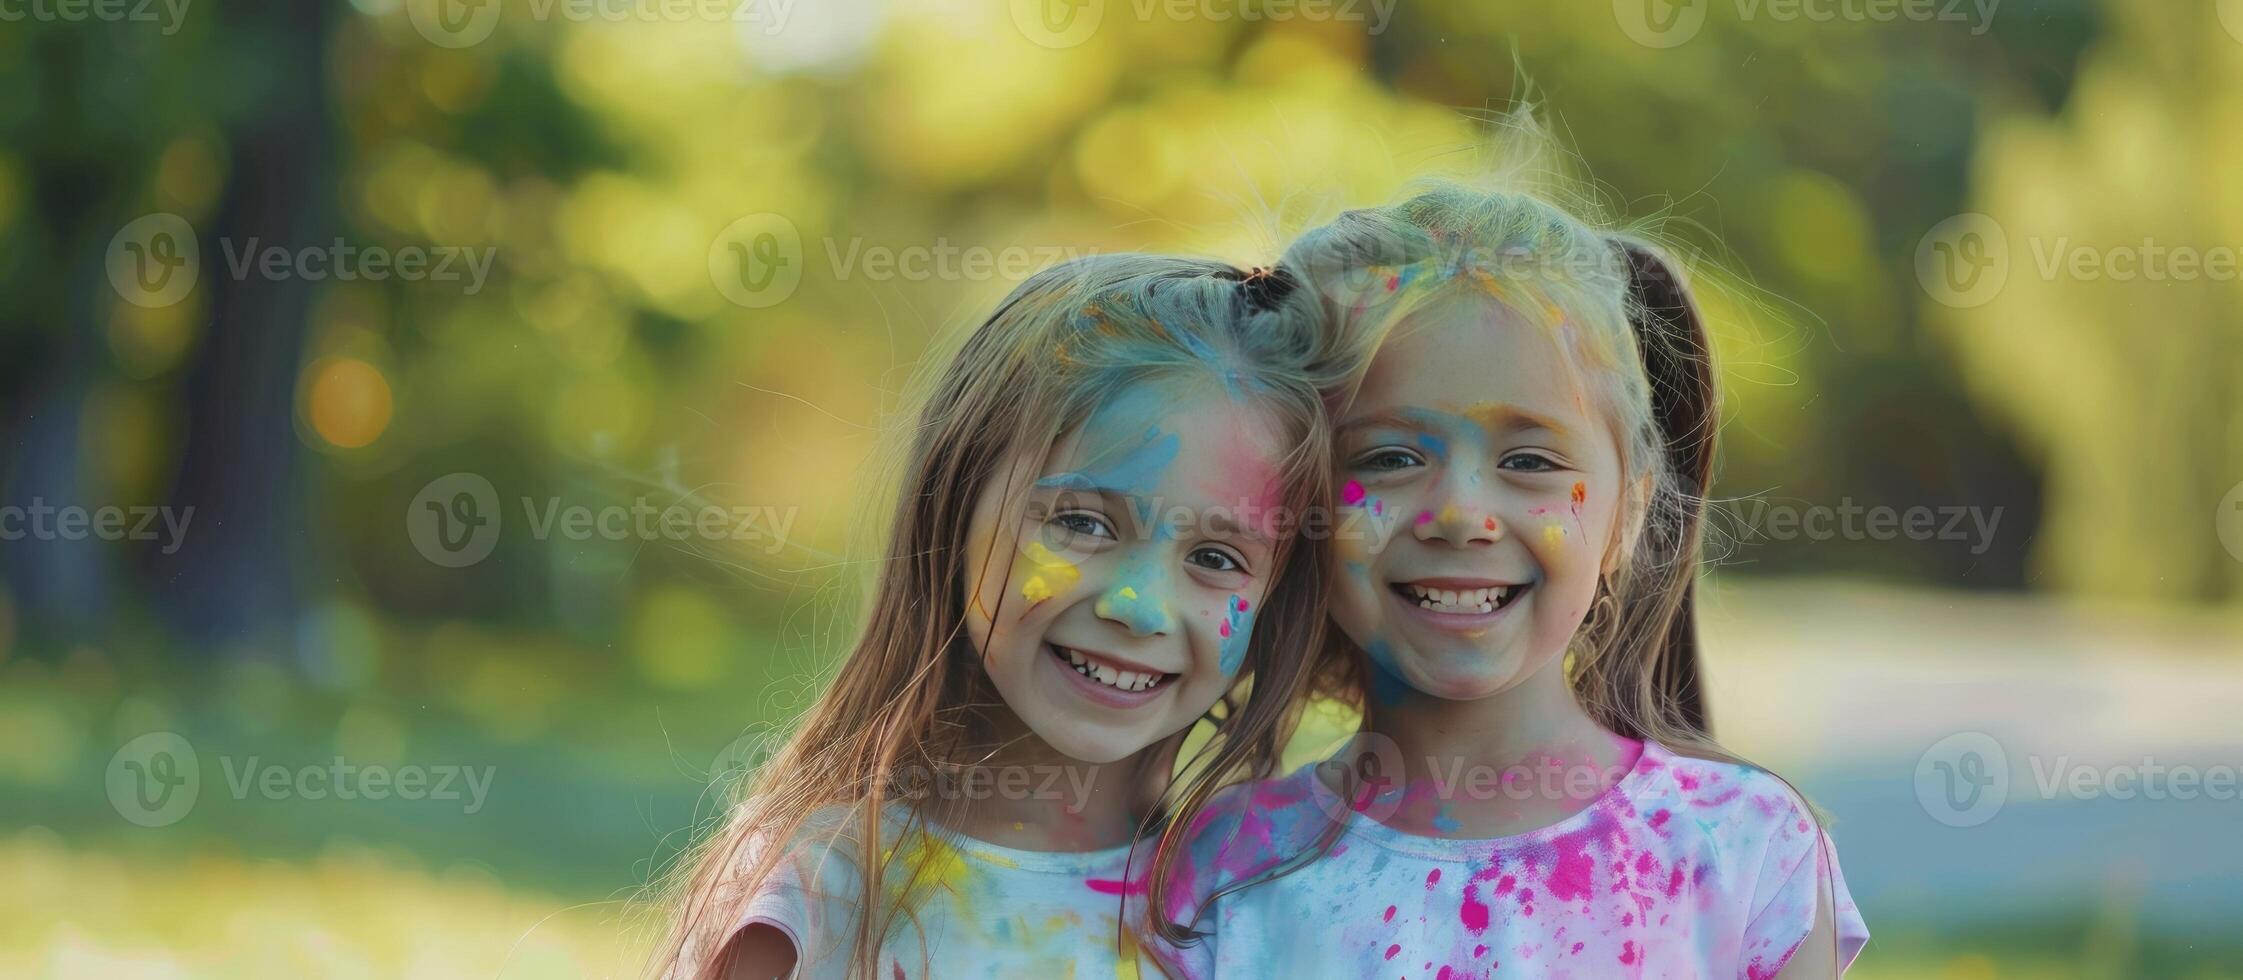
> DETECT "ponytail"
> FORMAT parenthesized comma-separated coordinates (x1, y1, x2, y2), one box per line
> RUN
(1598, 239, 1717, 738)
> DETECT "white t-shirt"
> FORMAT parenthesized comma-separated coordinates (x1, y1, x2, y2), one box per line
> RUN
(1146, 741, 1869, 979)
(729, 807, 1165, 978)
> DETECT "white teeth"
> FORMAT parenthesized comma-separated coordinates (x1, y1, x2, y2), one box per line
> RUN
(1057, 645, 1168, 692)
(1406, 583, 1518, 614)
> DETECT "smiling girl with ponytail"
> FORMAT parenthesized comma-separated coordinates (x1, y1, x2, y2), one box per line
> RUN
(1141, 120, 1870, 979)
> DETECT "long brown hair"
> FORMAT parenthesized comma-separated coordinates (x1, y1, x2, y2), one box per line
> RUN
(647, 254, 1352, 979)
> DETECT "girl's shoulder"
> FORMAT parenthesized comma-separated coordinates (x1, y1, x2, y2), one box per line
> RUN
(1626, 742, 1824, 853)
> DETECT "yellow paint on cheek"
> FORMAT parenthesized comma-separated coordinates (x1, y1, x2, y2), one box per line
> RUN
(1438, 505, 1459, 524)
(1543, 523, 1569, 547)
(1015, 541, 1080, 605)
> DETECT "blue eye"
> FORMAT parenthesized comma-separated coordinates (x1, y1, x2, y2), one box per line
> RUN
(1355, 448, 1423, 473)
(1499, 452, 1559, 473)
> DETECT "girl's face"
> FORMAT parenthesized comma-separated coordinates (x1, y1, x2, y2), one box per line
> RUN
(1329, 291, 1634, 702)
(963, 380, 1292, 764)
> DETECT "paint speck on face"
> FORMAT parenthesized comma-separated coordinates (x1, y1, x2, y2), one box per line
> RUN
(1416, 510, 1435, 526)
(1016, 541, 1081, 605)
(1342, 479, 1366, 505)
(1542, 523, 1567, 547)
(1483, 516, 1497, 532)
(1217, 592, 1253, 675)
(1437, 505, 1459, 525)
(1373, 499, 1386, 516)
(1571, 481, 1587, 509)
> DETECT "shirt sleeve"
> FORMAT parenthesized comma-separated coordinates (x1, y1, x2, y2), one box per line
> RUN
(1739, 818, 1870, 979)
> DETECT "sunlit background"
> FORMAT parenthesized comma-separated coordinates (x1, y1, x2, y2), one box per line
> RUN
(3, 0, 2241, 976)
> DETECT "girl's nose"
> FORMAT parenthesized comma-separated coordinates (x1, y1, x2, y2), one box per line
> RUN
(1094, 579, 1176, 636)
(1412, 500, 1504, 547)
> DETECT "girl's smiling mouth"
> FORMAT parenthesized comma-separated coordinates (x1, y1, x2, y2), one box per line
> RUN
(1044, 643, 1178, 706)
(1387, 576, 1531, 623)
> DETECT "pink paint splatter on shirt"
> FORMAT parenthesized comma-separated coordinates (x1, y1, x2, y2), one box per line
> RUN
(1426, 869, 1442, 888)
(1385, 944, 1400, 960)
(1619, 941, 1638, 965)
(1384, 905, 1397, 923)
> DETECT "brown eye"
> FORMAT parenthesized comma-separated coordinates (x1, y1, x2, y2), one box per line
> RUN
(1498, 452, 1560, 473)
(1187, 546, 1245, 574)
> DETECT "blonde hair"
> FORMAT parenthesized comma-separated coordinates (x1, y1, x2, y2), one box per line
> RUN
(1282, 179, 1720, 748)
(648, 254, 1355, 978)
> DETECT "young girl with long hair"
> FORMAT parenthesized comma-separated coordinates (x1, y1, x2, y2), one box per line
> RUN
(1143, 159, 1871, 977)
(651, 253, 1353, 979)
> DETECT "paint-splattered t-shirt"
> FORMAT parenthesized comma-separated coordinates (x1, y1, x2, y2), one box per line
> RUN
(1145, 741, 1867, 979)
(726, 807, 1161, 979)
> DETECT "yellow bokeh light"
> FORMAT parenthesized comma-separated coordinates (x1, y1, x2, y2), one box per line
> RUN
(303, 356, 395, 449)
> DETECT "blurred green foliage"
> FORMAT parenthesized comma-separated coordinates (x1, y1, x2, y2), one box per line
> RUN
(3, 0, 2241, 975)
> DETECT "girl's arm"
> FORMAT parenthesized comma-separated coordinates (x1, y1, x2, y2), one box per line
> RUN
(713, 924, 797, 980)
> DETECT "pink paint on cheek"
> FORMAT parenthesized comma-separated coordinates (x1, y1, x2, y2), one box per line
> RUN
(1415, 510, 1434, 525)
(1341, 480, 1366, 505)
(1373, 499, 1385, 516)
(1218, 620, 1231, 638)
